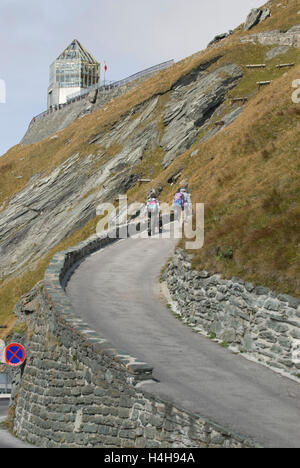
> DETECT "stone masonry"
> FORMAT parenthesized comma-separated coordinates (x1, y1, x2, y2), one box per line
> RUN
(164, 250, 300, 381)
(8, 229, 257, 448)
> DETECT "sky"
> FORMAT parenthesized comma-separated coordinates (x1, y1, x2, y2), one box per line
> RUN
(0, 0, 264, 156)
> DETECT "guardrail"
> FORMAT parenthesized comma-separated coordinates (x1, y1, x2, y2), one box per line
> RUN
(112, 59, 174, 88)
(66, 80, 116, 102)
(28, 59, 174, 128)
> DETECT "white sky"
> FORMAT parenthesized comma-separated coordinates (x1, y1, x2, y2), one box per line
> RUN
(0, 0, 264, 156)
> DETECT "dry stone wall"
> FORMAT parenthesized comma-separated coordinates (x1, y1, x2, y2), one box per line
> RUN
(8, 229, 257, 448)
(164, 250, 300, 381)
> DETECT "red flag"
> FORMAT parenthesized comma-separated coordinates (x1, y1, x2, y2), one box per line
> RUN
(104, 61, 107, 72)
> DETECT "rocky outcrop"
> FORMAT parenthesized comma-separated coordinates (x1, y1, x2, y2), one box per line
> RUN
(164, 250, 300, 381)
(243, 8, 263, 31)
(88, 89, 98, 104)
(161, 64, 243, 168)
(197, 105, 245, 144)
(21, 66, 176, 147)
(207, 32, 232, 47)
(0, 97, 159, 279)
(0, 62, 244, 280)
(259, 8, 271, 24)
(241, 24, 300, 48)
(243, 8, 270, 31)
(21, 86, 127, 146)
(265, 45, 291, 61)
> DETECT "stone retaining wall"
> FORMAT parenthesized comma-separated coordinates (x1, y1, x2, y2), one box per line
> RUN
(8, 230, 257, 448)
(164, 250, 300, 381)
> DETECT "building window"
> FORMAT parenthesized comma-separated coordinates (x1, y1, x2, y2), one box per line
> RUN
(50, 39, 100, 91)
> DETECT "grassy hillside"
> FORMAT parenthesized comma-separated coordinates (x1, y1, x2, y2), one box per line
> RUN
(0, 0, 300, 336)
(1, 0, 299, 205)
(148, 67, 300, 297)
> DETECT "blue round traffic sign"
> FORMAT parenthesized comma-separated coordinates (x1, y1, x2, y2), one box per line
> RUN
(5, 343, 26, 367)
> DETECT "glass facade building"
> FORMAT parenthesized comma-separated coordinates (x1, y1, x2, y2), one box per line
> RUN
(48, 39, 100, 108)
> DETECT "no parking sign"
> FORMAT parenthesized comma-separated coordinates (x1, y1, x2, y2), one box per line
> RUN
(5, 343, 26, 367)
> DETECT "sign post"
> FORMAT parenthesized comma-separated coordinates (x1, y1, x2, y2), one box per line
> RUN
(0, 339, 5, 364)
(4, 343, 26, 367)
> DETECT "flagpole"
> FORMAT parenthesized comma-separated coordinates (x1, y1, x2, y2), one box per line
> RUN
(104, 61, 107, 87)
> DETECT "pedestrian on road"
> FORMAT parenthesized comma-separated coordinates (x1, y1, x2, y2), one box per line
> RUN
(181, 187, 192, 222)
(172, 188, 184, 223)
(145, 191, 162, 237)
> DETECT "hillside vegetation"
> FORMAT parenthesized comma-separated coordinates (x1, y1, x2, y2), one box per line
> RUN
(150, 68, 300, 296)
(0, 0, 300, 336)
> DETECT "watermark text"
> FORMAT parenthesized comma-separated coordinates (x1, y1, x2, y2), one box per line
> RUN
(96, 196, 205, 250)
(292, 78, 300, 104)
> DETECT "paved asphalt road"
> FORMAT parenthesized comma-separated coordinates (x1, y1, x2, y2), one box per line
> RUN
(0, 399, 33, 448)
(66, 233, 300, 448)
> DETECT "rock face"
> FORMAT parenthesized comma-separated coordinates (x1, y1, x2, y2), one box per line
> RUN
(265, 45, 291, 61)
(164, 250, 300, 380)
(243, 9, 263, 31)
(0, 61, 244, 280)
(88, 89, 98, 104)
(21, 66, 179, 147)
(21, 86, 127, 146)
(243, 7, 270, 31)
(241, 24, 300, 48)
(198, 105, 244, 144)
(161, 64, 243, 168)
(208, 32, 229, 47)
(259, 8, 271, 23)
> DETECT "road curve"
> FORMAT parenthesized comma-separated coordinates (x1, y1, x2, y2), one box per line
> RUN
(66, 235, 300, 448)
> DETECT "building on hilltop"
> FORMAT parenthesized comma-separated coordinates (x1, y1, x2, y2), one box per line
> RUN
(47, 39, 100, 108)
